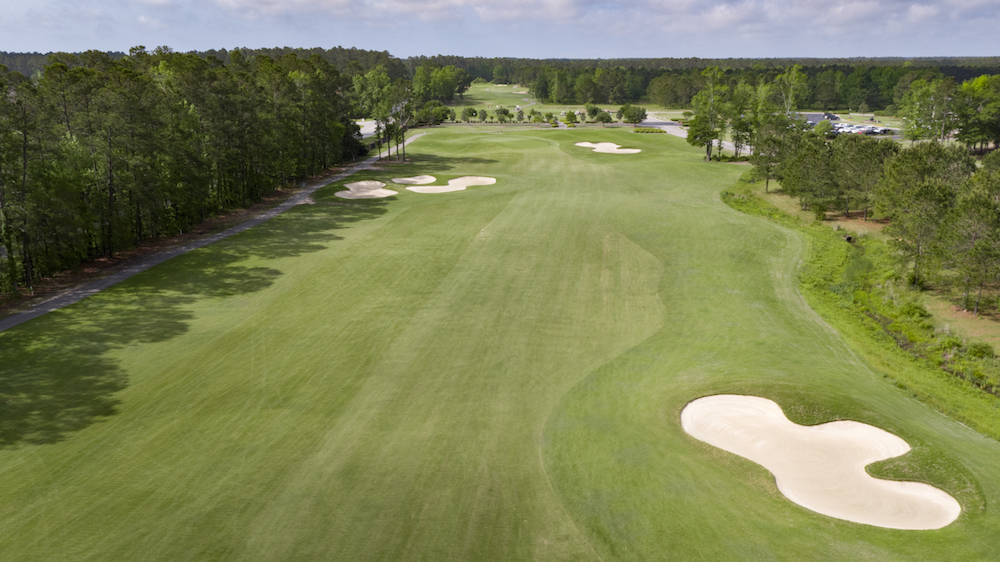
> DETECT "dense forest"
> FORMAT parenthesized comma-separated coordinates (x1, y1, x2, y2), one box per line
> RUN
(0, 47, 366, 297)
(6, 49, 1000, 109)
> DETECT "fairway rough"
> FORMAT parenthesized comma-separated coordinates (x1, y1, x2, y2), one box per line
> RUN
(574, 141, 641, 154)
(406, 176, 497, 194)
(681, 395, 961, 530)
(392, 175, 436, 185)
(335, 180, 398, 199)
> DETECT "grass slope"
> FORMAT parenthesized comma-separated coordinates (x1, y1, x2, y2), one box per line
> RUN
(1, 127, 1000, 560)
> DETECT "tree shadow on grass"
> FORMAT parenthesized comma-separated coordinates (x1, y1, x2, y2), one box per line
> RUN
(0, 199, 390, 449)
(0, 290, 194, 448)
(401, 154, 499, 172)
(214, 200, 390, 259)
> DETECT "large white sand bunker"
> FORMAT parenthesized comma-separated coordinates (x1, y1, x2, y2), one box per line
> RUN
(681, 395, 961, 530)
(575, 142, 641, 154)
(335, 180, 398, 199)
(406, 176, 497, 194)
(391, 175, 436, 185)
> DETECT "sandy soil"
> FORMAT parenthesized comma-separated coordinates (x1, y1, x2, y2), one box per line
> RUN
(574, 142, 641, 154)
(680, 394, 961, 530)
(335, 180, 398, 199)
(406, 176, 497, 194)
(392, 175, 437, 185)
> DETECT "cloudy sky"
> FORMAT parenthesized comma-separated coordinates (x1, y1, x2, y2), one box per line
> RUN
(1, 0, 998, 59)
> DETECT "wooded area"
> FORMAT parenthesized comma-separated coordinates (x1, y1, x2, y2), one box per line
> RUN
(682, 64, 1000, 314)
(0, 47, 366, 296)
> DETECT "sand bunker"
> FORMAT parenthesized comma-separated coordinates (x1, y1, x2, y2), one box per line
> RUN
(406, 176, 496, 194)
(681, 395, 960, 530)
(392, 175, 436, 185)
(575, 142, 641, 154)
(335, 180, 398, 199)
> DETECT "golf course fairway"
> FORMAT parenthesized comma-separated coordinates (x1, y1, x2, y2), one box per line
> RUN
(2, 127, 1000, 560)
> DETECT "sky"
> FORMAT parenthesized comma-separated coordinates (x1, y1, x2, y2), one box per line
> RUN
(1, 0, 999, 59)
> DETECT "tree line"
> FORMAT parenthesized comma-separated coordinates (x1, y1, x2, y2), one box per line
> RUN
(645, 63, 1000, 113)
(11, 50, 1000, 112)
(898, 73, 1000, 150)
(0, 47, 366, 297)
(682, 65, 1000, 312)
(766, 136, 1000, 314)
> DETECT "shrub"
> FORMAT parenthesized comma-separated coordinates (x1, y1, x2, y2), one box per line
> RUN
(968, 342, 996, 360)
(813, 203, 828, 221)
(899, 302, 931, 319)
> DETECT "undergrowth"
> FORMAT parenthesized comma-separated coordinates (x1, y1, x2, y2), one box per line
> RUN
(723, 172, 1000, 440)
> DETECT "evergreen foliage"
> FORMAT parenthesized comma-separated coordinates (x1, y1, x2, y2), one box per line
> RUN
(0, 48, 364, 296)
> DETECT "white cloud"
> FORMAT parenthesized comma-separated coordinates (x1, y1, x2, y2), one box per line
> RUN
(2, 0, 1000, 57)
(137, 14, 167, 29)
(905, 3, 940, 22)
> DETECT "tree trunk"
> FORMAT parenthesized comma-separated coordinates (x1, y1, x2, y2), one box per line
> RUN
(20, 230, 33, 287)
(0, 184, 19, 294)
(975, 283, 984, 315)
(106, 127, 115, 258)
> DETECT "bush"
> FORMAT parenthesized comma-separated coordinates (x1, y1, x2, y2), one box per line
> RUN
(710, 154, 750, 163)
(633, 128, 665, 133)
(812, 203, 828, 221)
(968, 342, 996, 360)
(899, 302, 931, 319)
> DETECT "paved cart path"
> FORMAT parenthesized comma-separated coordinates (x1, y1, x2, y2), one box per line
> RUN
(0, 134, 427, 334)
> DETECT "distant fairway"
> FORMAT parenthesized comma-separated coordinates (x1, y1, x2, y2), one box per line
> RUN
(4, 127, 1000, 560)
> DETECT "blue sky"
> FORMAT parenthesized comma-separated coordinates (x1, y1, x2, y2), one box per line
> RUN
(1, 0, 998, 58)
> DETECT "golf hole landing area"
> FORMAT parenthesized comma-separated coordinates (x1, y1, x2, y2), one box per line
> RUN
(405, 176, 496, 194)
(681, 395, 961, 530)
(574, 141, 641, 154)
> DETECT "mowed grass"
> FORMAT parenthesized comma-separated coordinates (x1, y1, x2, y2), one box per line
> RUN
(2, 127, 1000, 560)
(454, 83, 674, 121)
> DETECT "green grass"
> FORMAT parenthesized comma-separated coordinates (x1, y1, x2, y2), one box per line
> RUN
(453, 83, 674, 125)
(3, 126, 1000, 559)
